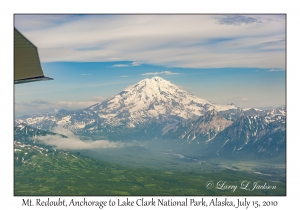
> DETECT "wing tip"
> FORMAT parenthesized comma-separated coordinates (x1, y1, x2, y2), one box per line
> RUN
(14, 76, 53, 84)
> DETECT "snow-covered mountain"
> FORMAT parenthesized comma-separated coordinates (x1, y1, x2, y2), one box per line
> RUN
(210, 114, 286, 158)
(163, 106, 285, 153)
(87, 76, 237, 125)
(16, 77, 238, 133)
(164, 109, 233, 143)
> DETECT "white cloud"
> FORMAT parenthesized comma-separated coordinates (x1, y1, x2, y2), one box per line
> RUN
(120, 75, 129, 77)
(15, 97, 105, 116)
(112, 61, 142, 67)
(141, 72, 160, 76)
(112, 64, 129, 67)
(131, 61, 142, 66)
(215, 15, 261, 26)
(14, 15, 80, 31)
(15, 15, 285, 69)
(141, 71, 179, 76)
(81, 73, 91, 76)
(269, 68, 285, 72)
(37, 127, 122, 150)
(164, 71, 179, 75)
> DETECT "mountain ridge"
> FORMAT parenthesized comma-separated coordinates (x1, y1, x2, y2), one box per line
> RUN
(15, 77, 286, 158)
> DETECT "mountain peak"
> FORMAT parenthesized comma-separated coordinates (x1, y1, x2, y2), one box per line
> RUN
(138, 76, 171, 87)
(205, 109, 219, 116)
(142, 76, 165, 81)
(150, 76, 164, 81)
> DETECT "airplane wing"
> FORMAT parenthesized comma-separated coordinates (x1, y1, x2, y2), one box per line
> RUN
(14, 28, 53, 84)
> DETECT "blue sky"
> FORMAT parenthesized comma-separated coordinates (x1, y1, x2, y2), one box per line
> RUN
(14, 14, 286, 116)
